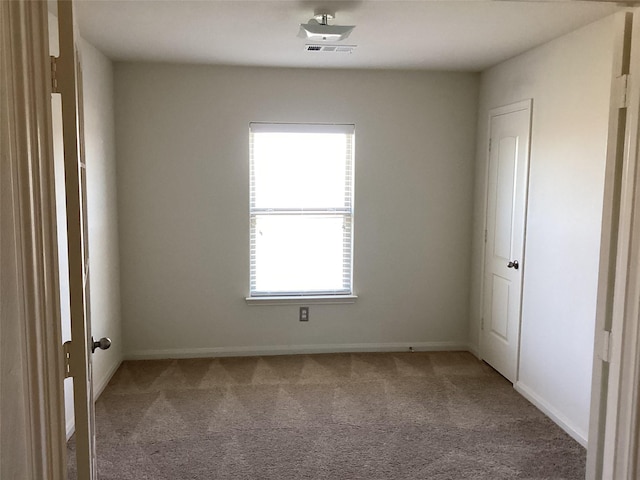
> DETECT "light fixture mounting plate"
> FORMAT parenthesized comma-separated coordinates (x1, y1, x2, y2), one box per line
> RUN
(314, 13, 334, 24)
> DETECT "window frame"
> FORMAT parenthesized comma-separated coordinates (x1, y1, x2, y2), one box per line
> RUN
(247, 122, 356, 303)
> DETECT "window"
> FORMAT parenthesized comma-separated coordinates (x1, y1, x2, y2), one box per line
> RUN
(249, 123, 354, 298)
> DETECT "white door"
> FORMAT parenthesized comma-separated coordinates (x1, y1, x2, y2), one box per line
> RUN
(56, 1, 110, 478)
(481, 100, 532, 383)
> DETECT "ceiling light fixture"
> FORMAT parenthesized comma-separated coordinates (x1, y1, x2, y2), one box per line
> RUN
(299, 12, 355, 42)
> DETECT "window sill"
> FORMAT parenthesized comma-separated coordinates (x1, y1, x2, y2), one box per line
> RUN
(245, 295, 358, 306)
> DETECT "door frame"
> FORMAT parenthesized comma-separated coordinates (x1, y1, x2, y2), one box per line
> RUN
(0, 1, 66, 478)
(588, 8, 640, 479)
(478, 98, 533, 384)
(586, 10, 634, 479)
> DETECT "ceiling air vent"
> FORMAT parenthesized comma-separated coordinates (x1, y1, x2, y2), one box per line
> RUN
(305, 44, 356, 53)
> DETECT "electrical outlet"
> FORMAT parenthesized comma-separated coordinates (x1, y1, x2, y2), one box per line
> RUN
(299, 307, 309, 322)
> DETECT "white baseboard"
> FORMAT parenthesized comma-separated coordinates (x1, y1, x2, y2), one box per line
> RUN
(94, 358, 123, 400)
(467, 343, 480, 359)
(65, 357, 123, 441)
(66, 417, 74, 442)
(514, 381, 588, 447)
(125, 341, 472, 360)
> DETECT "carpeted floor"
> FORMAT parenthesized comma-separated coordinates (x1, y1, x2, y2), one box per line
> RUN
(68, 351, 585, 479)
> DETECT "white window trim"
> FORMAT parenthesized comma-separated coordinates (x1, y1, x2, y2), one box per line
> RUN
(250, 122, 355, 135)
(248, 122, 355, 298)
(245, 295, 358, 306)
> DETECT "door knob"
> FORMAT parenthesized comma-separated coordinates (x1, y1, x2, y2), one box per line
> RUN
(507, 260, 519, 270)
(92, 337, 111, 353)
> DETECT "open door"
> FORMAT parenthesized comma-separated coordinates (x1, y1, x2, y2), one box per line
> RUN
(54, 1, 111, 478)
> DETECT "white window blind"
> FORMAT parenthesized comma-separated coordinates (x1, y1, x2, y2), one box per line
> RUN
(249, 123, 354, 297)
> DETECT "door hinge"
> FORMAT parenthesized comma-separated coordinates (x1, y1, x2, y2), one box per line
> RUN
(63, 340, 72, 378)
(484, 229, 488, 243)
(481, 318, 484, 331)
(488, 139, 492, 153)
(50, 56, 59, 93)
(615, 74, 629, 109)
(601, 330, 612, 363)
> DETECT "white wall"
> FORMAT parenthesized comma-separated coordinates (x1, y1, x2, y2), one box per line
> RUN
(114, 64, 479, 357)
(50, 14, 123, 438)
(469, 16, 616, 444)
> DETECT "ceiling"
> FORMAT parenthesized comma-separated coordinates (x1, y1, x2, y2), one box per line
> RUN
(75, 1, 625, 71)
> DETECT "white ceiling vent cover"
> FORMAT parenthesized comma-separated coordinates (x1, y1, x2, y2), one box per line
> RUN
(305, 44, 356, 53)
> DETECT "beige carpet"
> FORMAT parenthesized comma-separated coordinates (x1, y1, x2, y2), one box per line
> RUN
(68, 351, 585, 479)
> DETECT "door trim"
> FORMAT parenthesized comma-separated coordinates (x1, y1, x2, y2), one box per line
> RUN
(586, 10, 634, 479)
(0, 1, 66, 478)
(478, 98, 533, 384)
(593, 8, 640, 479)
